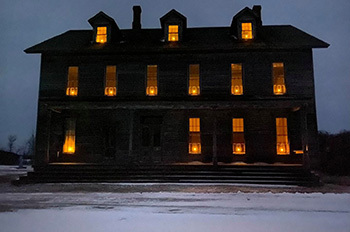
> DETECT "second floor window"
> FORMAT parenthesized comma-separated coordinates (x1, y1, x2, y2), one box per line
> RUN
(96, 27, 107, 43)
(66, 66, 78, 96)
(231, 63, 243, 95)
(146, 65, 158, 96)
(189, 64, 200, 96)
(241, 22, 253, 39)
(168, 25, 179, 42)
(273, 62, 286, 95)
(105, 66, 117, 96)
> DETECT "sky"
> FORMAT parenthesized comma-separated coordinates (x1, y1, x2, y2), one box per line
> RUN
(0, 0, 349, 149)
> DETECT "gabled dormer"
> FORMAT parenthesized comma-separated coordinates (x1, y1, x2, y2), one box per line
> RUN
(160, 9, 187, 42)
(230, 5, 262, 41)
(88, 11, 121, 44)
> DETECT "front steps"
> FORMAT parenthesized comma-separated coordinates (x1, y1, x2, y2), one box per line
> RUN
(14, 165, 320, 186)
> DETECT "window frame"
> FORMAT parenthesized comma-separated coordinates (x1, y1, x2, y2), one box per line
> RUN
(241, 22, 253, 40)
(168, 25, 179, 42)
(272, 62, 287, 95)
(231, 63, 244, 95)
(104, 65, 117, 96)
(146, 65, 158, 96)
(189, 118, 201, 154)
(66, 66, 78, 97)
(188, 64, 200, 96)
(96, 26, 108, 43)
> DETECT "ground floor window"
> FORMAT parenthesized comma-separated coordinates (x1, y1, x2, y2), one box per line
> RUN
(189, 118, 201, 154)
(63, 118, 76, 154)
(232, 118, 245, 154)
(276, 117, 290, 155)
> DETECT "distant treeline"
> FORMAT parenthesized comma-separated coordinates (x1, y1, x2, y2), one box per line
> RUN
(318, 130, 350, 175)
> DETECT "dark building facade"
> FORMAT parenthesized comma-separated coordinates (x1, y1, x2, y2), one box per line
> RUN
(26, 6, 328, 168)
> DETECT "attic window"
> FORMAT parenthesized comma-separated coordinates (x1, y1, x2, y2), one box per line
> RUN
(168, 25, 179, 42)
(96, 27, 107, 43)
(241, 23, 253, 39)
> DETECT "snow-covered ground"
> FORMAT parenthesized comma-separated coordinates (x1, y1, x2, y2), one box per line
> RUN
(0, 165, 349, 231)
(0, 192, 349, 232)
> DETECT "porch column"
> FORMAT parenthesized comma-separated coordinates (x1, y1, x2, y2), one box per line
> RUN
(212, 109, 218, 166)
(128, 110, 134, 156)
(300, 106, 310, 170)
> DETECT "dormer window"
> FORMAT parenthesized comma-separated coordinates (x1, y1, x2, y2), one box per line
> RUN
(168, 25, 179, 42)
(96, 27, 107, 43)
(241, 23, 253, 39)
(160, 9, 187, 43)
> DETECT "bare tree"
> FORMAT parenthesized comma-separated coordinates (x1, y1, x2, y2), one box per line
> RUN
(7, 135, 17, 153)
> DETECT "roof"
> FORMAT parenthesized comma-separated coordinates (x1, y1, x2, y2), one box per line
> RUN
(25, 25, 329, 54)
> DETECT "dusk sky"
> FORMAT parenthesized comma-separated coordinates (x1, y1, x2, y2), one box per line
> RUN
(0, 0, 349, 149)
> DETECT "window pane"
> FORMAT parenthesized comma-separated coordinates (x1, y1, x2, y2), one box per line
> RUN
(232, 118, 245, 154)
(63, 119, 76, 154)
(66, 66, 78, 96)
(241, 23, 253, 39)
(168, 25, 179, 42)
(273, 63, 286, 95)
(189, 64, 200, 95)
(105, 66, 117, 96)
(146, 65, 158, 96)
(231, 64, 243, 95)
(189, 118, 201, 154)
(276, 118, 290, 155)
(96, 26, 107, 43)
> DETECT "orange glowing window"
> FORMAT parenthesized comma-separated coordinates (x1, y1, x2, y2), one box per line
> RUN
(96, 27, 107, 43)
(66, 66, 78, 96)
(168, 25, 179, 42)
(146, 65, 158, 96)
(241, 23, 253, 39)
(273, 63, 286, 95)
(231, 64, 243, 95)
(276, 118, 290, 155)
(189, 118, 201, 154)
(63, 119, 76, 154)
(232, 118, 245, 155)
(105, 66, 117, 96)
(189, 64, 200, 96)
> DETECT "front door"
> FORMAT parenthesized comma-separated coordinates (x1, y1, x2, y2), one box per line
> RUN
(141, 116, 162, 164)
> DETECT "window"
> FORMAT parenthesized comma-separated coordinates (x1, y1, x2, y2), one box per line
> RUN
(63, 119, 76, 154)
(189, 64, 200, 96)
(168, 25, 179, 42)
(273, 63, 286, 95)
(146, 65, 158, 96)
(96, 26, 107, 43)
(231, 64, 243, 95)
(276, 118, 290, 155)
(241, 23, 253, 39)
(105, 66, 117, 96)
(66, 66, 78, 96)
(189, 118, 201, 154)
(232, 118, 245, 154)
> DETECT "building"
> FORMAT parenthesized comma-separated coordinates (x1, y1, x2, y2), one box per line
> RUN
(25, 5, 328, 169)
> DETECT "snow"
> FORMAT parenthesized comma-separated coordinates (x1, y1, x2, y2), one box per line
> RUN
(0, 192, 349, 232)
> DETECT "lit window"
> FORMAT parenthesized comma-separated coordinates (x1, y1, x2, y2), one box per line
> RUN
(105, 66, 117, 96)
(146, 65, 158, 96)
(232, 118, 245, 155)
(66, 66, 78, 96)
(276, 118, 290, 155)
(168, 25, 179, 42)
(96, 26, 107, 43)
(241, 23, 253, 39)
(63, 119, 76, 154)
(189, 64, 200, 96)
(273, 63, 286, 95)
(231, 64, 243, 95)
(189, 118, 201, 154)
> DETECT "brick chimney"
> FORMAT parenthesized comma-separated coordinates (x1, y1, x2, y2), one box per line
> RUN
(132, 6, 142, 30)
(252, 5, 262, 19)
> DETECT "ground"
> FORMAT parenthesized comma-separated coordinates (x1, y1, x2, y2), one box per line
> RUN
(0, 166, 350, 232)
